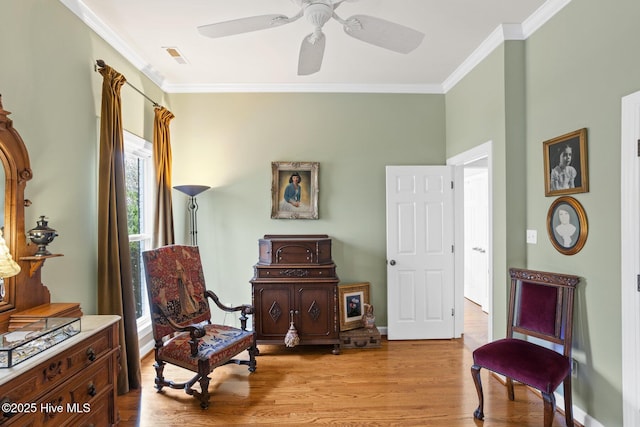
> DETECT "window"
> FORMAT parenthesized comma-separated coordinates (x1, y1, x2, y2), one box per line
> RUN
(124, 131, 153, 339)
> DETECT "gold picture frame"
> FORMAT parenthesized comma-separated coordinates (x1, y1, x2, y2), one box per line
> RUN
(271, 161, 319, 219)
(543, 128, 588, 196)
(546, 196, 588, 255)
(338, 282, 370, 331)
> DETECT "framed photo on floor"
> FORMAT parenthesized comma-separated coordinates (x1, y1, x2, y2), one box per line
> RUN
(338, 282, 370, 331)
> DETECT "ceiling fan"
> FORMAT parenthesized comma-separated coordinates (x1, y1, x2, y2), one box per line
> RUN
(197, 0, 425, 76)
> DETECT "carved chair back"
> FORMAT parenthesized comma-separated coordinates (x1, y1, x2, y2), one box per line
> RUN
(507, 268, 577, 357)
(142, 245, 211, 342)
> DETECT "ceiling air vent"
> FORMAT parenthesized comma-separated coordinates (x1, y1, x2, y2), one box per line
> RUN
(164, 47, 188, 64)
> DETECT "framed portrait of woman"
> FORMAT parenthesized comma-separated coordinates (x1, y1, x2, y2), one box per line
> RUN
(546, 196, 588, 255)
(271, 161, 319, 219)
(543, 128, 588, 197)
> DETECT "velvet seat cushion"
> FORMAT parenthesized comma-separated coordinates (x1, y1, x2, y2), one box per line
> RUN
(473, 338, 570, 394)
(158, 324, 254, 372)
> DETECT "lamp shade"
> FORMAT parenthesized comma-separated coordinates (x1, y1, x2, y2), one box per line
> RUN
(174, 185, 211, 197)
(0, 231, 20, 278)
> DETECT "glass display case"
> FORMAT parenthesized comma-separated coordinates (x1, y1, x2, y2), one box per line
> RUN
(0, 317, 81, 368)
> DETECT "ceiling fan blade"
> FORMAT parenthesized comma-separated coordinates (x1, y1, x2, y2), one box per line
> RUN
(298, 32, 326, 76)
(343, 15, 424, 54)
(198, 14, 290, 38)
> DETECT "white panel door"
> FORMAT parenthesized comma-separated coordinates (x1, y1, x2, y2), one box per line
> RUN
(386, 165, 455, 340)
(621, 90, 640, 427)
(463, 169, 489, 311)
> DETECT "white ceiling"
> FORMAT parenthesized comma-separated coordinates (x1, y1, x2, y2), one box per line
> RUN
(61, 0, 567, 93)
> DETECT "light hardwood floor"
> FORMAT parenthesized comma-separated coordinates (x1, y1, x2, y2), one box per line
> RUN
(117, 300, 570, 426)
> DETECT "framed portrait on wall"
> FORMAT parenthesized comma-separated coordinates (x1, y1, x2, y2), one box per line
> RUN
(543, 128, 588, 196)
(546, 196, 588, 255)
(271, 161, 319, 219)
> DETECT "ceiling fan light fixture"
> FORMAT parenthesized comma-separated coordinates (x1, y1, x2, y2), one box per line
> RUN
(304, 1, 333, 28)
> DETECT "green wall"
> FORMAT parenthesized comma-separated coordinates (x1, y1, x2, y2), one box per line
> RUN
(168, 93, 446, 325)
(524, 1, 639, 424)
(445, 42, 527, 341)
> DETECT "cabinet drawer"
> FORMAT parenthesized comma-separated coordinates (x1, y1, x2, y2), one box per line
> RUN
(65, 327, 113, 372)
(35, 356, 114, 427)
(65, 355, 113, 406)
(0, 326, 113, 421)
(254, 265, 336, 280)
(65, 397, 110, 427)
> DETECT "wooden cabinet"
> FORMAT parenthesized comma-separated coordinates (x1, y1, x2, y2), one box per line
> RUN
(251, 235, 340, 354)
(0, 315, 120, 426)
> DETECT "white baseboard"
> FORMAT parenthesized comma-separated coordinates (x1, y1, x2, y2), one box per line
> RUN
(554, 391, 604, 427)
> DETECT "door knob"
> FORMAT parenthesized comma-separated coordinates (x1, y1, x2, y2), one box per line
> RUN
(389, 260, 396, 266)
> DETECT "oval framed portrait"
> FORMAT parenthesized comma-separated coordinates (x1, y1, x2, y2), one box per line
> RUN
(547, 196, 588, 255)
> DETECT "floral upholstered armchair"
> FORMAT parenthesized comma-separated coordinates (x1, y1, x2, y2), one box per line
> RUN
(142, 245, 257, 409)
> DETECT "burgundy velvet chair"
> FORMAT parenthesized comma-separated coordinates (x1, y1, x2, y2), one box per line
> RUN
(142, 245, 257, 409)
(471, 268, 579, 427)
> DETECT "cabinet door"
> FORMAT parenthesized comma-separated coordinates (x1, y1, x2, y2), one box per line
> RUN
(296, 284, 336, 338)
(253, 285, 292, 339)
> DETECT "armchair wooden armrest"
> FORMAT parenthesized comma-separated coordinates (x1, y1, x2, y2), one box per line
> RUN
(156, 305, 206, 356)
(205, 290, 254, 330)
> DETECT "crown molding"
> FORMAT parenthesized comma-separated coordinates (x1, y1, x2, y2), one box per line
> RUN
(161, 82, 444, 94)
(522, 0, 572, 37)
(60, 0, 166, 87)
(61, 0, 571, 95)
(442, 0, 571, 93)
(441, 24, 513, 93)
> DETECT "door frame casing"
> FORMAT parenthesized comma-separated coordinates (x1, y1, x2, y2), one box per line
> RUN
(621, 90, 640, 427)
(447, 141, 493, 340)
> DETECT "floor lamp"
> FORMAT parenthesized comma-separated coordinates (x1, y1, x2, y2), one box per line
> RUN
(174, 185, 210, 246)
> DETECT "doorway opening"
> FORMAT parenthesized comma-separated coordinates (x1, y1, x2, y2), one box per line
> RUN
(463, 158, 489, 351)
(447, 141, 493, 348)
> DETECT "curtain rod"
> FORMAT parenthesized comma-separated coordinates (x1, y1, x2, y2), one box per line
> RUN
(95, 59, 160, 108)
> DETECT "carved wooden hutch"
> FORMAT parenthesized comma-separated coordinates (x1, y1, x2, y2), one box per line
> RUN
(250, 234, 340, 354)
(0, 96, 119, 426)
(0, 96, 82, 329)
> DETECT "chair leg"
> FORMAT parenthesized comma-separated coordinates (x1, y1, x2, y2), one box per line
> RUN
(196, 375, 211, 409)
(248, 343, 258, 373)
(470, 364, 485, 421)
(153, 360, 166, 392)
(563, 377, 574, 427)
(506, 377, 515, 401)
(190, 359, 211, 409)
(542, 391, 556, 427)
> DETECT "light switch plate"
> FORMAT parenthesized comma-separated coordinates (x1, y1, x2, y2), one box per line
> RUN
(526, 229, 537, 244)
